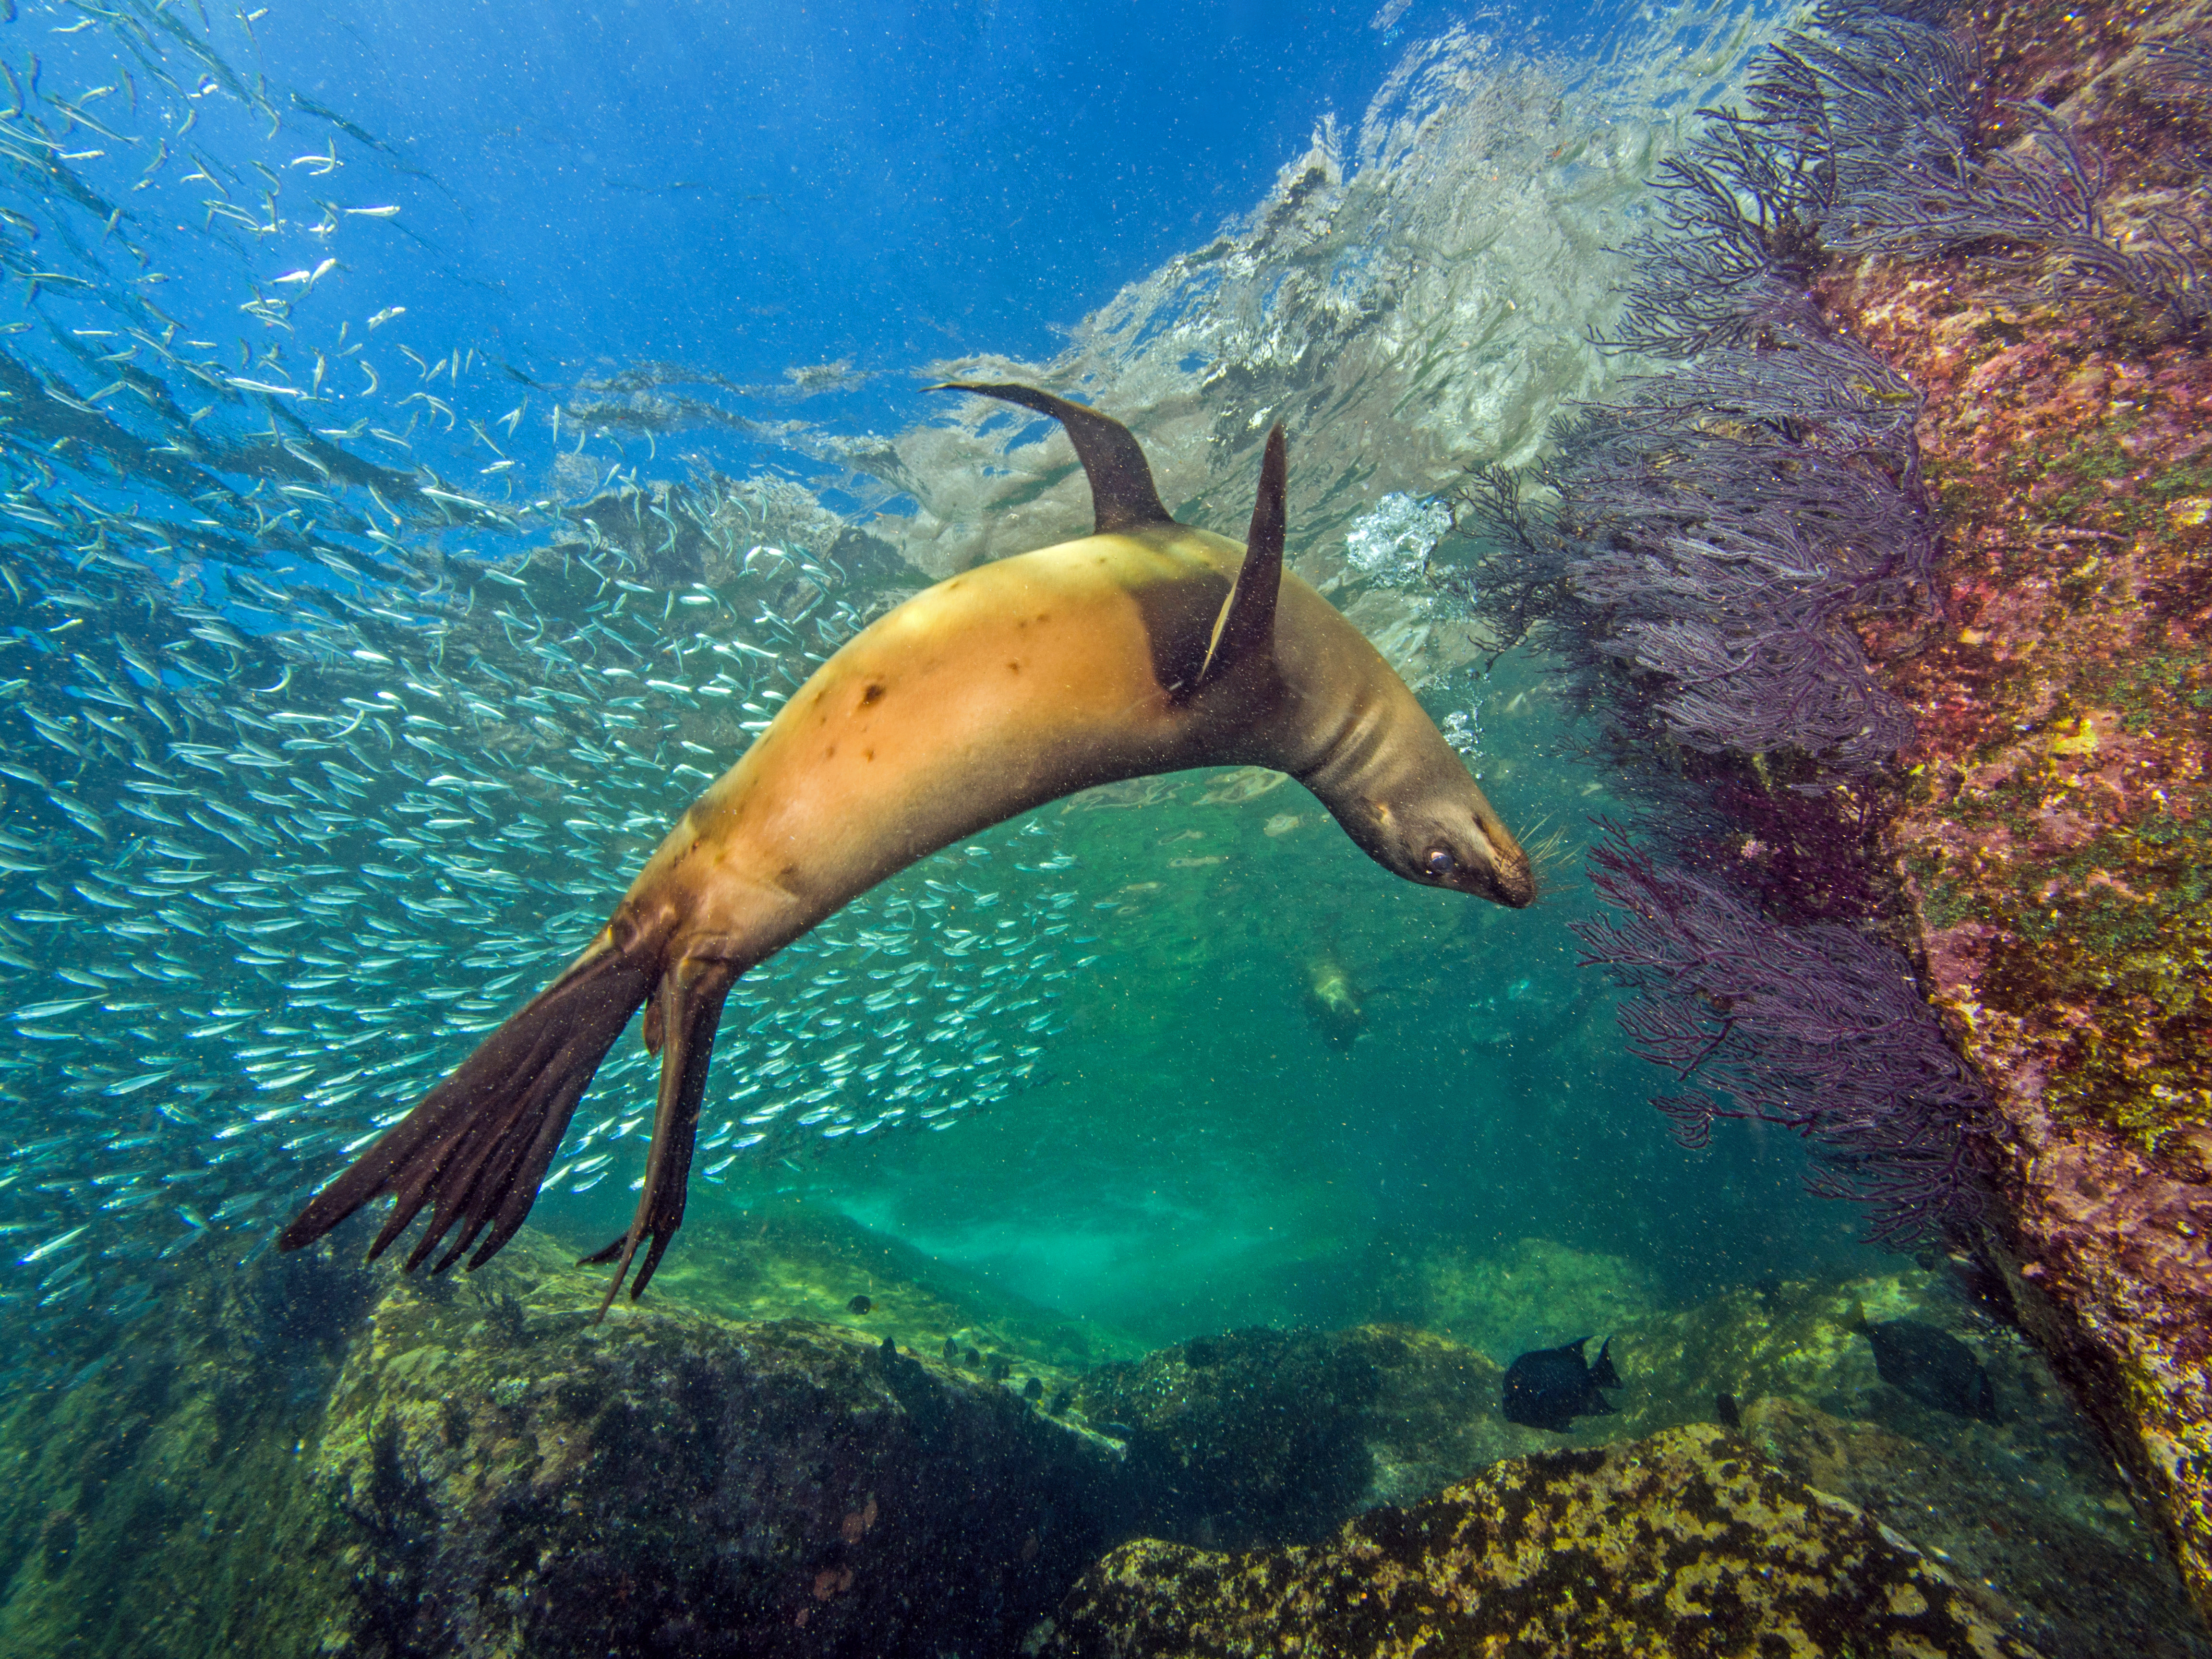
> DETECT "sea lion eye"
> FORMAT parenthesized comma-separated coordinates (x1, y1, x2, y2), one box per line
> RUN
(1424, 848, 1457, 880)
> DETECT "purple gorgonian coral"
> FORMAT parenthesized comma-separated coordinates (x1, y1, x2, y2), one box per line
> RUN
(1539, 321, 1936, 774)
(1575, 830, 1994, 1245)
(1616, 1, 2209, 346)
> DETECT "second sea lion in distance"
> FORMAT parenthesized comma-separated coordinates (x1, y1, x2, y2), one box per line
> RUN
(279, 385, 1536, 1312)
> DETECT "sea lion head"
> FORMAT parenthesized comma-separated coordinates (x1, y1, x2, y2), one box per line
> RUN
(1358, 764, 1535, 909)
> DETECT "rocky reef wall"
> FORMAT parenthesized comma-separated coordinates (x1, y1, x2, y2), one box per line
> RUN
(1811, 0, 2212, 1617)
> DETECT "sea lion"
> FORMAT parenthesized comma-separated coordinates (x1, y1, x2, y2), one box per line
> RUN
(1302, 950, 1366, 1049)
(279, 384, 1534, 1312)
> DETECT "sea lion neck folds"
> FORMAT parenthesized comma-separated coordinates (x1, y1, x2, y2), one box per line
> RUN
(280, 385, 1535, 1313)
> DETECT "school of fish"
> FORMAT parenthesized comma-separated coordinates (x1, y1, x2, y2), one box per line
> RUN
(0, 6, 1100, 1379)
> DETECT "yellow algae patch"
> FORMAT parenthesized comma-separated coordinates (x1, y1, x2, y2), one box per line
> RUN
(1039, 1425, 2030, 1658)
(2047, 713, 2100, 758)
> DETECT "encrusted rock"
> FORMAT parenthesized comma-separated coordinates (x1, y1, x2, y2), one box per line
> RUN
(307, 1231, 1139, 1658)
(1743, 1396, 2209, 1659)
(1819, 0, 2212, 1611)
(1032, 1423, 2037, 1659)
(1075, 1322, 1544, 1539)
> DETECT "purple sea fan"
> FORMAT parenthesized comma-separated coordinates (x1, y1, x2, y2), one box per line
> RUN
(1610, 104, 1834, 358)
(2143, 26, 2212, 106)
(1607, 3, 1978, 357)
(1574, 829, 1994, 1245)
(1603, 328, 1924, 479)
(1553, 398, 1936, 773)
(1573, 516, 1921, 771)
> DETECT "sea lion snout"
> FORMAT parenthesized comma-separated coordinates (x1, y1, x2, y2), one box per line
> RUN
(1381, 795, 1534, 909)
(1426, 819, 1535, 908)
(1455, 828, 1537, 908)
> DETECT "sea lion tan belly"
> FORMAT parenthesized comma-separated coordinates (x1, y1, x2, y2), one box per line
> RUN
(281, 385, 1534, 1311)
(653, 527, 1239, 963)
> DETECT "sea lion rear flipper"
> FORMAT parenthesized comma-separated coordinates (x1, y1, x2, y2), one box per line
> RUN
(278, 927, 654, 1272)
(928, 381, 1170, 534)
(1199, 423, 1286, 687)
(581, 953, 735, 1318)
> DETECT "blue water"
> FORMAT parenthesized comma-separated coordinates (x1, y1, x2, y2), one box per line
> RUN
(257, 0, 1506, 454)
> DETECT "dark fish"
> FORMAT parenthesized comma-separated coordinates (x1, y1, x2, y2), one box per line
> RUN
(1858, 1315, 1998, 1421)
(846, 1294, 872, 1314)
(1501, 1335, 1621, 1432)
(1947, 1253, 2020, 1328)
(1714, 1391, 1742, 1429)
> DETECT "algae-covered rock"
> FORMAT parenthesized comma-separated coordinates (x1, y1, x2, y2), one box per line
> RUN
(1806, 0, 2212, 1620)
(1074, 1323, 1532, 1544)
(0, 1248, 371, 1659)
(1369, 1234, 1656, 1356)
(1068, 1271, 2206, 1655)
(1745, 1397, 2211, 1659)
(305, 1229, 1139, 1658)
(1032, 1423, 2038, 1659)
(0, 1218, 1144, 1659)
(1075, 1326, 1392, 1549)
(1600, 1269, 2095, 1454)
(647, 1203, 1142, 1396)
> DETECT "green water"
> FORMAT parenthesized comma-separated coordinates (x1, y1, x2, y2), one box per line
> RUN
(523, 649, 1874, 1355)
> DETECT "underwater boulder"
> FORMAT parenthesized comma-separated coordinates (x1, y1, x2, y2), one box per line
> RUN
(0, 1247, 372, 1659)
(1072, 1323, 1546, 1548)
(1032, 1424, 2037, 1659)
(1075, 1326, 1382, 1551)
(1370, 1236, 1656, 1358)
(304, 1231, 1141, 1659)
(1743, 1396, 2212, 1659)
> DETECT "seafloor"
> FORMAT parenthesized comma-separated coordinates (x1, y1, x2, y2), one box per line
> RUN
(0, 1209, 2203, 1659)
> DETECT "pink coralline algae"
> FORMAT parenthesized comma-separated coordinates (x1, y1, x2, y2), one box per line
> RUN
(1810, 0, 2212, 1623)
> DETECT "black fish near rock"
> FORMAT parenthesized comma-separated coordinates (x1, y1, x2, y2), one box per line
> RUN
(1501, 1336, 1621, 1432)
(1854, 1310, 1999, 1421)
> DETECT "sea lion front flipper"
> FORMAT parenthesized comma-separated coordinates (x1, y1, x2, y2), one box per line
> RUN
(581, 953, 735, 1318)
(1199, 423, 1286, 687)
(278, 926, 655, 1271)
(928, 381, 1171, 535)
